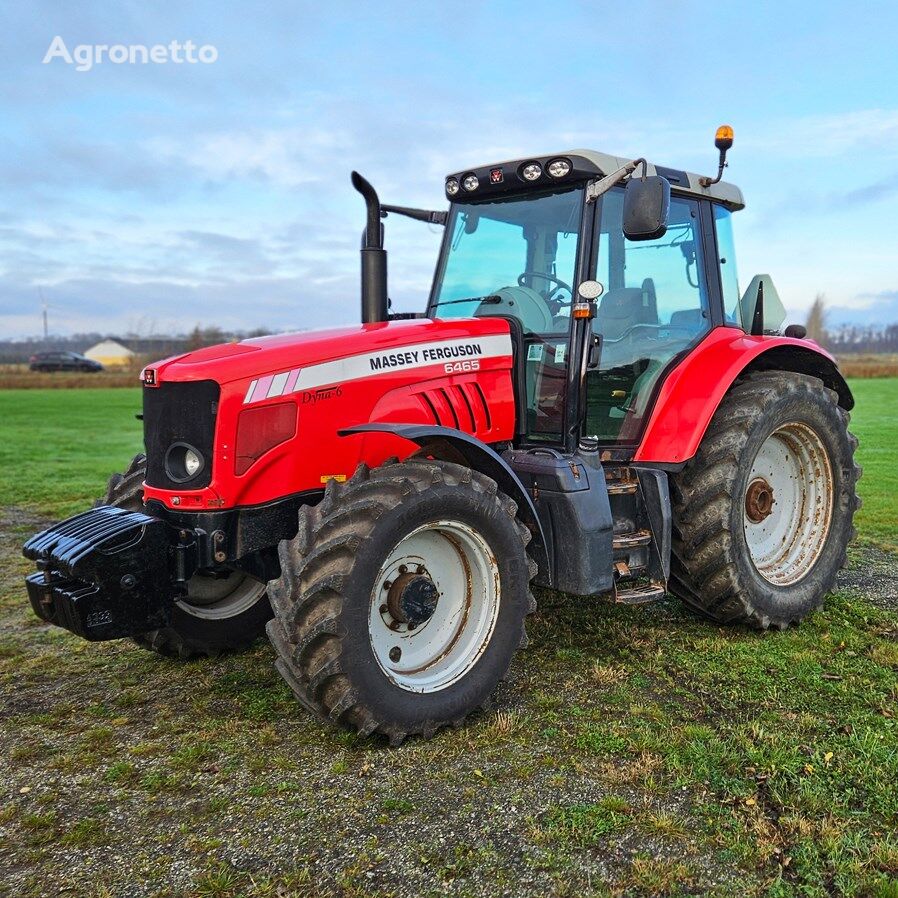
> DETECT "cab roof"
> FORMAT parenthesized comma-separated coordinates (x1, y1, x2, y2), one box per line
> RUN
(446, 148, 745, 211)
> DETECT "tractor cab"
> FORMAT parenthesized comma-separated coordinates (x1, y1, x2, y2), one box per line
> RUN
(427, 145, 751, 455)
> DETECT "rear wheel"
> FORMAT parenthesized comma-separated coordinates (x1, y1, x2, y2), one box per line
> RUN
(104, 454, 272, 658)
(266, 459, 536, 743)
(669, 372, 861, 629)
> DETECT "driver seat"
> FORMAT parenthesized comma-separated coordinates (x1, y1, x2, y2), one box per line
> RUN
(474, 285, 554, 333)
(594, 278, 658, 340)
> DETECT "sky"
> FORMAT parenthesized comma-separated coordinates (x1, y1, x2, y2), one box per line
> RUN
(2, 0, 897, 339)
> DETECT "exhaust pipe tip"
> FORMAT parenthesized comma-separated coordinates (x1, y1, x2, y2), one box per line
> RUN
(351, 171, 383, 250)
(352, 171, 388, 324)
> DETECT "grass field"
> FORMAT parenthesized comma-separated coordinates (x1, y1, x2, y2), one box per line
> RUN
(0, 380, 896, 897)
(1, 378, 895, 545)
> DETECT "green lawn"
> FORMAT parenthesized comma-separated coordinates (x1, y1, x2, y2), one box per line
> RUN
(0, 380, 896, 897)
(0, 379, 894, 544)
(0, 388, 143, 519)
(847, 378, 898, 549)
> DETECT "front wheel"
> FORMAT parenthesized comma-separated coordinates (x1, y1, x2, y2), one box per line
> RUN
(267, 459, 536, 744)
(104, 454, 272, 658)
(669, 372, 861, 629)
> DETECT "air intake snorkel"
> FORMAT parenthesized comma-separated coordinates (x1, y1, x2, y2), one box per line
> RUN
(352, 171, 388, 324)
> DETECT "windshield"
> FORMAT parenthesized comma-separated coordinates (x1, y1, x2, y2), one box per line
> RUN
(430, 186, 583, 336)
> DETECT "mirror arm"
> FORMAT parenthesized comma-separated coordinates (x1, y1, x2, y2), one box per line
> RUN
(381, 204, 448, 226)
(585, 158, 646, 204)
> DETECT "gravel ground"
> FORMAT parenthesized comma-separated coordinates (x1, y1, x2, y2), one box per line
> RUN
(1, 507, 896, 898)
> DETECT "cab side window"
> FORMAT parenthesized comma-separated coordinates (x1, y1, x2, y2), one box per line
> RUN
(714, 205, 741, 325)
(587, 189, 711, 444)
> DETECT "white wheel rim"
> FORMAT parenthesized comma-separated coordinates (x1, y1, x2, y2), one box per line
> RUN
(743, 422, 834, 585)
(368, 520, 501, 693)
(176, 572, 266, 620)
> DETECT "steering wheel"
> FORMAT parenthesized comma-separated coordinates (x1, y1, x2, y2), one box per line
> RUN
(517, 271, 572, 311)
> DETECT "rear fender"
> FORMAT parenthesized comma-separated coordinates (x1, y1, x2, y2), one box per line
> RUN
(635, 329, 853, 465)
(339, 423, 551, 584)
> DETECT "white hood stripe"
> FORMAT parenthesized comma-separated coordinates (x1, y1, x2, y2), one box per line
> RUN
(243, 334, 512, 404)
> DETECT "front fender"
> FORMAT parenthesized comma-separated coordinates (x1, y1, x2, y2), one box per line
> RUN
(634, 327, 853, 465)
(339, 423, 551, 585)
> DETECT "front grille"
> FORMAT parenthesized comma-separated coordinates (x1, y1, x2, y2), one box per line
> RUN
(143, 380, 219, 490)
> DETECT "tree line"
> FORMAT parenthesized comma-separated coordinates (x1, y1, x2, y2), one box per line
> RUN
(804, 295, 898, 354)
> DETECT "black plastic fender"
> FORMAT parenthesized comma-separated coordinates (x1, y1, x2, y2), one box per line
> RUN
(743, 345, 854, 410)
(339, 423, 551, 585)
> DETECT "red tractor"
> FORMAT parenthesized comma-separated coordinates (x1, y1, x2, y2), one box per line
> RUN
(24, 128, 860, 743)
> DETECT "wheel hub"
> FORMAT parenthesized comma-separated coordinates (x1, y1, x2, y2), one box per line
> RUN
(745, 478, 775, 523)
(387, 572, 439, 625)
(742, 421, 834, 586)
(369, 520, 501, 694)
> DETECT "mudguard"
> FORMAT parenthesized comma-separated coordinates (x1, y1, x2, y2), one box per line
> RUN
(635, 328, 853, 465)
(339, 423, 551, 585)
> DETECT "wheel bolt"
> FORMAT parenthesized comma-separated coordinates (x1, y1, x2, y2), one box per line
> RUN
(399, 564, 408, 574)
(389, 647, 401, 663)
(383, 581, 392, 591)
(379, 604, 388, 615)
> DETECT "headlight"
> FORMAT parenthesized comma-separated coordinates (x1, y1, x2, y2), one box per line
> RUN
(445, 177, 460, 196)
(462, 174, 479, 192)
(547, 158, 572, 178)
(165, 442, 205, 483)
(521, 162, 542, 181)
(184, 448, 202, 478)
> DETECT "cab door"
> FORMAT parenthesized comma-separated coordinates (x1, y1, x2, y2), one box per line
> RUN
(584, 187, 713, 448)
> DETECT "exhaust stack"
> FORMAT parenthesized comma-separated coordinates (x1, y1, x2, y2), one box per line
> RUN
(351, 171, 388, 325)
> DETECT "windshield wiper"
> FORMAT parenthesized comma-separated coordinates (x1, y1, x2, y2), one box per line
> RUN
(381, 204, 448, 226)
(434, 294, 501, 308)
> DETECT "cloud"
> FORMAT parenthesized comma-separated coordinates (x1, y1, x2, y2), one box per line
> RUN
(840, 174, 898, 207)
(3, 1, 898, 338)
(826, 290, 898, 327)
(150, 126, 351, 189)
(175, 230, 273, 274)
(741, 109, 898, 158)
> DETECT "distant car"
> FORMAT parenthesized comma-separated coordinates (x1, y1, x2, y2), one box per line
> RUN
(28, 351, 103, 373)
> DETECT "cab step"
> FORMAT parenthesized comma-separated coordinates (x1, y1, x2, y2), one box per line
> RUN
(614, 582, 667, 605)
(606, 480, 638, 495)
(612, 529, 652, 551)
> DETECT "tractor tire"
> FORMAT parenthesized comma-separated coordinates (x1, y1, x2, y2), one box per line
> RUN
(266, 459, 536, 744)
(668, 371, 861, 629)
(103, 454, 272, 659)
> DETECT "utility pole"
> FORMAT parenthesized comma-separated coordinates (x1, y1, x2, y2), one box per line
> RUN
(39, 288, 48, 341)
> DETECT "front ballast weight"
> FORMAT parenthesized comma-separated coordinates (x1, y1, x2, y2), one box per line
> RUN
(23, 505, 211, 641)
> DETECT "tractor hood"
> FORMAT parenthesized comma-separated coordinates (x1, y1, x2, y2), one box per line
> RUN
(144, 317, 513, 388)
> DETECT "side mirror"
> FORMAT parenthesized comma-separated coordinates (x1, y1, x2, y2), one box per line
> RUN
(622, 175, 670, 241)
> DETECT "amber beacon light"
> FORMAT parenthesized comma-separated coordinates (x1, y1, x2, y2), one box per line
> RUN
(700, 124, 735, 187)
